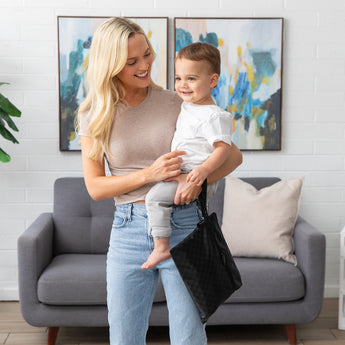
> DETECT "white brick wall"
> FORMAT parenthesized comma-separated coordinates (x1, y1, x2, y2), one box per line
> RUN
(0, 0, 344, 300)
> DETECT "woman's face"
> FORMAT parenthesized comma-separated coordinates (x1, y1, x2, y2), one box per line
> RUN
(116, 33, 154, 91)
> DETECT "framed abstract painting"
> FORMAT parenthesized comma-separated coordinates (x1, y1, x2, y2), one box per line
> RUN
(58, 16, 168, 151)
(174, 17, 284, 151)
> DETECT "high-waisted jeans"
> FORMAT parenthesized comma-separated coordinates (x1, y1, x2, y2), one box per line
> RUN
(106, 202, 208, 345)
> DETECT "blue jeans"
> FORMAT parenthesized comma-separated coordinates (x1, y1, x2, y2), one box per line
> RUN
(107, 202, 207, 345)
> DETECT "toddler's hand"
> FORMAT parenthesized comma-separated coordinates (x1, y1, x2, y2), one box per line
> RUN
(186, 167, 208, 186)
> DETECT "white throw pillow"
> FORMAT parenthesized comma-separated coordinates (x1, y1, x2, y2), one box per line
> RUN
(222, 176, 304, 265)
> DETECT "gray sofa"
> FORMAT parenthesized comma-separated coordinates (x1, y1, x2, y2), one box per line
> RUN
(17, 177, 326, 345)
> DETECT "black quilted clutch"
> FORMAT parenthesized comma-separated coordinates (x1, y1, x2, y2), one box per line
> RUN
(170, 179, 242, 323)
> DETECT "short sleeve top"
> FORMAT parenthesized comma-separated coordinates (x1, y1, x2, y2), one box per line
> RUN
(79, 86, 182, 205)
(171, 101, 233, 171)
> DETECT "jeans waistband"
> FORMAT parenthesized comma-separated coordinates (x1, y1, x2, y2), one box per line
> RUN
(173, 200, 198, 210)
(115, 203, 147, 217)
(115, 200, 198, 217)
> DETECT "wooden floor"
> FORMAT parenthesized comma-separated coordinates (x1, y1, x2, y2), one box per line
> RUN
(0, 299, 344, 344)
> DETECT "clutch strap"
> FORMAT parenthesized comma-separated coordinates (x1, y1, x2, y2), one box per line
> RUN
(197, 179, 208, 218)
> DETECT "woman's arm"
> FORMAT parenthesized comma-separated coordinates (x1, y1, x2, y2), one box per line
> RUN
(81, 136, 185, 201)
(172, 142, 242, 204)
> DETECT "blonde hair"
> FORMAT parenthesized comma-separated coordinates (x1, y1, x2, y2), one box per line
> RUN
(77, 17, 157, 162)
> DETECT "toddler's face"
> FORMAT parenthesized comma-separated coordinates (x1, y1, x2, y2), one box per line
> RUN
(174, 58, 218, 105)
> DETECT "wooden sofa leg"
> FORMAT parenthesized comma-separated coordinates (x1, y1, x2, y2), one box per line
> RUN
(47, 327, 59, 345)
(285, 324, 297, 345)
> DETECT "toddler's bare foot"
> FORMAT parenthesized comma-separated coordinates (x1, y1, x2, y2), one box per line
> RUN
(141, 248, 171, 269)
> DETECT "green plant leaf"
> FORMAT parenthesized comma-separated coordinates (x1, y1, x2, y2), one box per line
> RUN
(0, 125, 19, 144)
(0, 109, 18, 131)
(0, 82, 9, 87)
(0, 148, 11, 162)
(0, 93, 21, 117)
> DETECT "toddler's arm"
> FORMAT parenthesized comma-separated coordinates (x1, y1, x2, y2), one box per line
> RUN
(186, 141, 231, 186)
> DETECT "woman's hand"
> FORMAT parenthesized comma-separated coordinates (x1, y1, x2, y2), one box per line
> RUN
(81, 137, 184, 201)
(147, 150, 186, 183)
(166, 174, 202, 205)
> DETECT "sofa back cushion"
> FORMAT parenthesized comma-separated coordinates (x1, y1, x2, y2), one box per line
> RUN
(53, 178, 115, 255)
(53, 176, 280, 254)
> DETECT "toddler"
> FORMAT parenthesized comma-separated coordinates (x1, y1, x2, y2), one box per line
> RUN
(142, 42, 233, 269)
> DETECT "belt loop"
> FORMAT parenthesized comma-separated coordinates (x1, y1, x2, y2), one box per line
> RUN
(127, 203, 133, 221)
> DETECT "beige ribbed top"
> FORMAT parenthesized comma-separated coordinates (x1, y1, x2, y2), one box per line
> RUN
(79, 86, 182, 205)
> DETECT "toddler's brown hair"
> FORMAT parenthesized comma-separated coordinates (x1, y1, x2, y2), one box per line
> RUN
(176, 42, 221, 75)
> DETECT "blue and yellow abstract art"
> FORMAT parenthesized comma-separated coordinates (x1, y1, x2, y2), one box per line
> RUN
(175, 18, 283, 150)
(58, 16, 168, 151)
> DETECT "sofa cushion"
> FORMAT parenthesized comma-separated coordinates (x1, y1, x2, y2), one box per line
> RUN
(37, 255, 305, 306)
(226, 257, 305, 303)
(53, 178, 114, 254)
(37, 254, 166, 305)
(222, 176, 304, 265)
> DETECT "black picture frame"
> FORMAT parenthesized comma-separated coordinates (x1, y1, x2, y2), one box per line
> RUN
(57, 16, 168, 151)
(174, 17, 284, 151)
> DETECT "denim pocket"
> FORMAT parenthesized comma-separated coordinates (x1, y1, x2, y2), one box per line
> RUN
(112, 212, 128, 229)
(171, 205, 202, 230)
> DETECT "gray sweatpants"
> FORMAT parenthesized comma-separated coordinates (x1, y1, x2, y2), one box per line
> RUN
(146, 181, 217, 238)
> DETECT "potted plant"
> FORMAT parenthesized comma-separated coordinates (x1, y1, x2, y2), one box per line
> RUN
(0, 82, 22, 163)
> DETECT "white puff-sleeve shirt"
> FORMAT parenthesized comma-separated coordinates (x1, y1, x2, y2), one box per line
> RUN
(171, 101, 233, 172)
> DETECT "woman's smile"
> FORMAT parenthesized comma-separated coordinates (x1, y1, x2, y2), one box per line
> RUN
(135, 70, 149, 79)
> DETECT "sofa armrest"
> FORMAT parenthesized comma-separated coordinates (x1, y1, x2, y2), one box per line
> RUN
(17, 213, 54, 306)
(294, 215, 326, 320)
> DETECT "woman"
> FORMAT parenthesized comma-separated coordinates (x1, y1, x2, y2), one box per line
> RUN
(77, 17, 242, 345)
